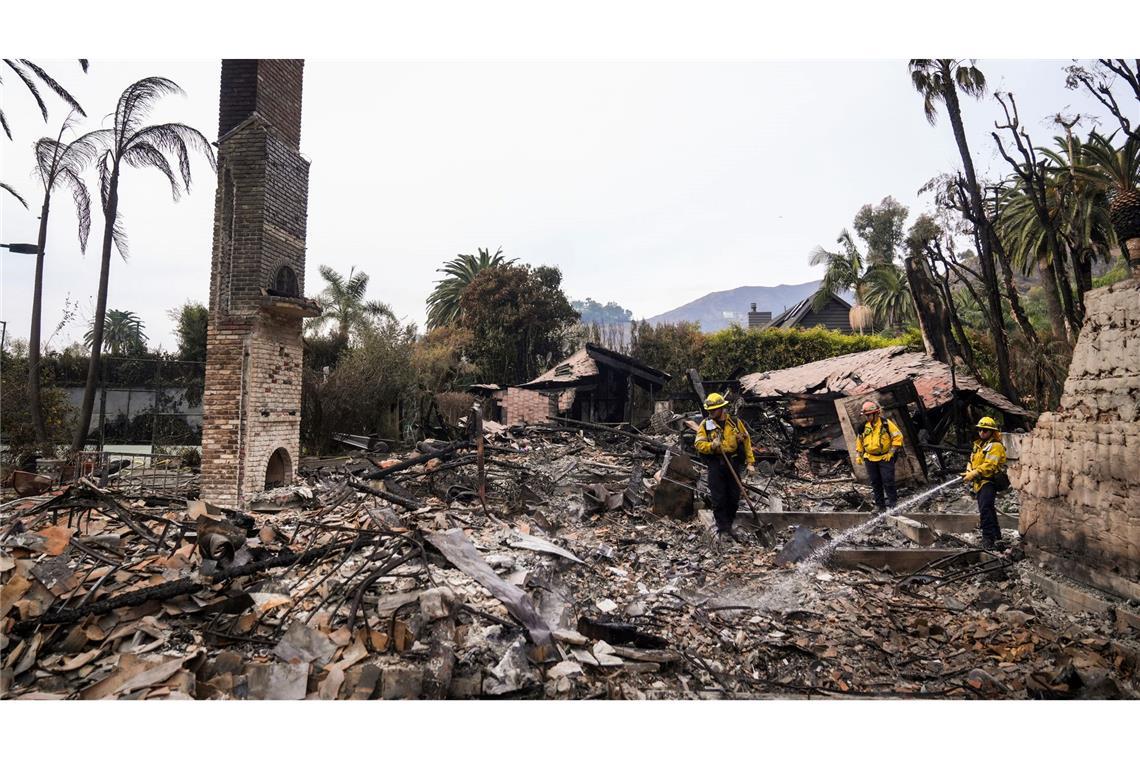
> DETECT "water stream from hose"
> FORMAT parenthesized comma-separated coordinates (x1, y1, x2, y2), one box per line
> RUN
(751, 476, 964, 611)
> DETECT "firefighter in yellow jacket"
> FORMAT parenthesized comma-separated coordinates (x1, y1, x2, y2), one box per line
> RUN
(854, 400, 904, 512)
(964, 416, 1008, 549)
(694, 393, 755, 541)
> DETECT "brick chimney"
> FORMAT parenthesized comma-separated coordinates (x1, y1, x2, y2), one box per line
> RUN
(200, 60, 320, 508)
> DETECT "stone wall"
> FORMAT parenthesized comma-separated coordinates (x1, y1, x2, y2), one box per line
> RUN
(1012, 278, 1140, 591)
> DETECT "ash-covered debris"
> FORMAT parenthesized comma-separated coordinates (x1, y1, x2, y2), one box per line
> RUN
(2, 418, 1137, 700)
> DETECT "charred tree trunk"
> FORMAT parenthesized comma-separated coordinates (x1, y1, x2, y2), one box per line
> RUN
(904, 255, 956, 364)
(1038, 255, 1070, 340)
(1049, 243, 1080, 341)
(73, 173, 119, 453)
(989, 228, 1045, 348)
(941, 73, 1019, 404)
(28, 194, 52, 448)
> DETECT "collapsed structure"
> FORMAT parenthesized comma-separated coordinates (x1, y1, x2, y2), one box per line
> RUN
(734, 346, 1032, 481)
(473, 344, 671, 426)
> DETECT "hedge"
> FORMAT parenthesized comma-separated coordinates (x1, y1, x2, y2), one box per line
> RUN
(699, 325, 922, 380)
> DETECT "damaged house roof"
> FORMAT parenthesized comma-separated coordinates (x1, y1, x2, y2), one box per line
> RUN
(738, 346, 1032, 417)
(518, 343, 672, 391)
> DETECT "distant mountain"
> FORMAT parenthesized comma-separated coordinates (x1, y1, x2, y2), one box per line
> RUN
(646, 281, 824, 332)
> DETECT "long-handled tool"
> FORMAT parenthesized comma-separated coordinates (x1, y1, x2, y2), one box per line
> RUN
(720, 447, 762, 526)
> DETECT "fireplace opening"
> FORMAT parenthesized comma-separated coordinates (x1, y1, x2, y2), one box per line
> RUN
(265, 447, 292, 489)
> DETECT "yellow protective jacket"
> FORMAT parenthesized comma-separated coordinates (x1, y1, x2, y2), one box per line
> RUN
(966, 433, 1007, 493)
(855, 418, 903, 462)
(694, 414, 755, 466)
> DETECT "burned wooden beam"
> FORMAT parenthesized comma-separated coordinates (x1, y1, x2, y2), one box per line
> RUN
(358, 441, 470, 480)
(547, 416, 667, 454)
(741, 511, 1017, 533)
(829, 548, 983, 573)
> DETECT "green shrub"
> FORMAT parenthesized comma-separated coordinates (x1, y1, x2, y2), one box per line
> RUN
(0, 343, 78, 459)
(302, 318, 418, 453)
(700, 325, 921, 379)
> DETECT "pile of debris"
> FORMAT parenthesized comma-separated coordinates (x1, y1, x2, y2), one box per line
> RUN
(3, 419, 1137, 699)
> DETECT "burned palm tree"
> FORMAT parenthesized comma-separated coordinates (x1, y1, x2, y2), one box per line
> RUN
(908, 59, 1020, 404)
(0, 59, 88, 139)
(71, 77, 215, 452)
(26, 114, 96, 446)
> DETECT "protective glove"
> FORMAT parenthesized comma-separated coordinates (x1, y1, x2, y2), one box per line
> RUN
(963, 470, 976, 483)
(746, 464, 756, 476)
(855, 456, 864, 466)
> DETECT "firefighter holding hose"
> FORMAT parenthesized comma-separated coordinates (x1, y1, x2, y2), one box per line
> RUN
(964, 416, 1008, 549)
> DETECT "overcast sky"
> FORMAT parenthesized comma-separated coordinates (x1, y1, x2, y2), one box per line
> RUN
(0, 59, 1128, 351)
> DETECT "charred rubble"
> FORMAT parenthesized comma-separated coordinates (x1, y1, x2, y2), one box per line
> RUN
(3, 396, 1138, 701)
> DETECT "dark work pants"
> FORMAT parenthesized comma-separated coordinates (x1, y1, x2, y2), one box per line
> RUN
(864, 458, 897, 510)
(706, 461, 742, 533)
(976, 483, 1000, 541)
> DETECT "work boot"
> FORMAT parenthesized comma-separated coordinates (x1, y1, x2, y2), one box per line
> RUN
(981, 536, 997, 550)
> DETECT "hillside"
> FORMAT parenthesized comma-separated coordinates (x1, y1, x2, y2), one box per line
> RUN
(645, 281, 822, 332)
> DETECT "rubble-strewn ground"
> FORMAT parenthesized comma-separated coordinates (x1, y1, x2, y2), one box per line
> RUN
(2, 424, 1137, 700)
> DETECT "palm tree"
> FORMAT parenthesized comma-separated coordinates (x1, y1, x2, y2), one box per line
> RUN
(1043, 130, 1118, 297)
(307, 265, 394, 343)
(810, 230, 882, 332)
(909, 59, 1019, 403)
(85, 309, 146, 356)
(0, 59, 88, 139)
(426, 247, 514, 330)
(71, 77, 215, 452)
(1080, 132, 1140, 273)
(994, 184, 1073, 340)
(810, 230, 864, 305)
(862, 263, 915, 330)
(26, 114, 96, 446)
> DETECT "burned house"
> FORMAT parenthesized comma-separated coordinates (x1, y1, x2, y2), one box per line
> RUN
(737, 346, 1032, 481)
(503, 344, 671, 426)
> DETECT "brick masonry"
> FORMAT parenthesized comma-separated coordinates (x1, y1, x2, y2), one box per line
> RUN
(201, 60, 310, 508)
(501, 387, 557, 426)
(1012, 278, 1140, 591)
